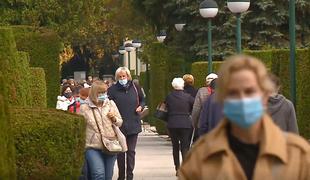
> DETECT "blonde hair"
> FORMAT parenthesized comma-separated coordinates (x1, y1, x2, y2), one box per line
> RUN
(183, 74, 194, 86)
(217, 54, 273, 103)
(89, 81, 108, 104)
(115, 67, 132, 81)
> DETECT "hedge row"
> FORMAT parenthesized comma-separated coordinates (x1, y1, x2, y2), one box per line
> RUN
(13, 26, 62, 108)
(30, 67, 47, 108)
(10, 108, 86, 179)
(0, 27, 32, 107)
(0, 74, 16, 179)
(192, 49, 310, 139)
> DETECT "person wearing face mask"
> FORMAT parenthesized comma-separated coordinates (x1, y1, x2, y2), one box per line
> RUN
(179, 55, 310, 180)
(79, 81, 123, 180)
(56, 85, 79, 113)
(107, 67, 145, 180)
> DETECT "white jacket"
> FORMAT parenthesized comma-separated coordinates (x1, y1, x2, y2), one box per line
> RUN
(56, 96, 75, 111)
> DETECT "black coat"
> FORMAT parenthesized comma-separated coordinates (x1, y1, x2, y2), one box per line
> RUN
(108, 81, 145, 135)
(184, 85, 198, 98)
(165, 90, 195, 128)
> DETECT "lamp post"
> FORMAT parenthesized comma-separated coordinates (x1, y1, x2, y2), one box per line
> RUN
(118, 46, 126, 66)
(289, 0, 296, 106)
(199, 0, 219, 73)
(157, 30, 167, 43)
(175, 23, 186, 32)
(227, 0, 250, 53)
(125, 43, 135, 71)
(132, 39, 142, 76)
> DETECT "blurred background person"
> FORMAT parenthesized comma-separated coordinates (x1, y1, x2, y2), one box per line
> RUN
(268, 73, 299, 134)
(179, 55, 310, 180)
(183, 74, 197, 98)
(165, 77, 194, 176)
(56, 84, 79, 113)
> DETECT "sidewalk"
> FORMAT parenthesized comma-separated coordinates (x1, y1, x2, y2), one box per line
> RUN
(113, 131, 177, 180)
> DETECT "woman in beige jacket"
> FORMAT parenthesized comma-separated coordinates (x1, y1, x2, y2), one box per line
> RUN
(179, 55, 310, 180)
(80, 81, 123, 180)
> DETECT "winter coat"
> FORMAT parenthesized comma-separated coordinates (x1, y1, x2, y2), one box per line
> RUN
(179, 115, 310, 180)
(268, 94, 299, 134)
(108, 81, 145, 135)
(165, 90, 195, 129)
(80, 99, 122, 150)
(199, 93, 223, 136)
(184, 85, 198, 98)
(191, 87, 211, 129)
(56, 96, 78, 112)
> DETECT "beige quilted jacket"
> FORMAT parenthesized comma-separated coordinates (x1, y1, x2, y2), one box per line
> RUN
(80, 99, 123, 150)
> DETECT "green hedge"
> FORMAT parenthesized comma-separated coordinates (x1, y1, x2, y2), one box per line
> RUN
(0, 27, 33, 107)
(30, 67, 47, 108)
(10, 108, 85, 179)
(0, 74, 16, 179)
(13, 26, 62, 108)
(191, 61, 223, 88)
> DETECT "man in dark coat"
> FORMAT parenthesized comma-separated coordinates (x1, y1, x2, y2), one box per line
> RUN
(108, 67, 145, 180)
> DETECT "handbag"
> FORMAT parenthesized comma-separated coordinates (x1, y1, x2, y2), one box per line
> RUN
(133, 83, 149, 119)
(91, 107, 127, 154)
(154, 102, 168, 121)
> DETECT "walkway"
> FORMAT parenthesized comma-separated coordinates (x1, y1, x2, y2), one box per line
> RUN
(113, 131, 177, 180)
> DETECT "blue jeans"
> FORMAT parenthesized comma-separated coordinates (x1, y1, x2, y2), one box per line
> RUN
(85, 148, 117, 180)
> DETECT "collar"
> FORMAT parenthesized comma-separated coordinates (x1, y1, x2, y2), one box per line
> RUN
(200, 114, 288, 163)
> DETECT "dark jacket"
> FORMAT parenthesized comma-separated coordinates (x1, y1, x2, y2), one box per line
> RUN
(108, 81, 145, 135)
(267, 94, 299, 134)
(184, 85, 198, 98)
(199, 93, 223, 136)
(165, 90, 195, 128)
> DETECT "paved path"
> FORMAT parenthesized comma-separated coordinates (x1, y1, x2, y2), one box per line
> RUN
(113, 132, 177, 180)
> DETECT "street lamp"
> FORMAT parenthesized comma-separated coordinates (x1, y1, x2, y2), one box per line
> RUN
(289, 0, 296, 106)
(133, 39, 142, 76)
(175, 23, 186, 32)
(227, 0, 250, 53)
(125, 43, 135, 71)
(118, 46, 126, 66)
(199, 0, 219, 73)
(157, 30, 167, 43)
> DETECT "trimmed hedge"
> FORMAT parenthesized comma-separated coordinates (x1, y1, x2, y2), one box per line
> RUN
(10, 108, 85, 179)
(191, 61, 223, 88)
(13, 26, 62, 108)
(30, 67, 47, 108)
(192, 49, 310, 139)
(0, 27, 33, 107)
(0, 74, 16, 179)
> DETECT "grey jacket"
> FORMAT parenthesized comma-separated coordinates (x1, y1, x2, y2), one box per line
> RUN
(267, 94, 299, 134)
(191, 87, 210, 128)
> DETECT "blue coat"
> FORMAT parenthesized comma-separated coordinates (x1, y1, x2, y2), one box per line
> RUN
(199, 93, 223, 136)
(165, 90, 194, 129)
(108, 81, 145, 135)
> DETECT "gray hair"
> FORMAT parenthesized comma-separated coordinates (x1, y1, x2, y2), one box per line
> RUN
(171, 78, 184, 90)
(115, 67, 132, 81)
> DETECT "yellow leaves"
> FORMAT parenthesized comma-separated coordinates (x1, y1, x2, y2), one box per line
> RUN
(59, 45, 74, 65)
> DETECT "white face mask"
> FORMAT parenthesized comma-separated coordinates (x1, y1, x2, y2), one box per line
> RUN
(119, 79, 128, 86)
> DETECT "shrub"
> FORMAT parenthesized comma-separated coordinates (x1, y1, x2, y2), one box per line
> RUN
(0, 74, 16, 179)
(13, 26, 62, 108)
(10, 108, 85, 179)
(30, 67, 47, 108)
(191, 61, 223, 88)
(0, 27, 32, 107)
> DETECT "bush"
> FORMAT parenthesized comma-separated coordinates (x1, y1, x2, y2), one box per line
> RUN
(191, 61, 223, 88)
(30, 67, 47, 108)
(0, 27, 32, 107)
(13, 26, 62, 108)
(10, 108, 86, 179)
(0, 74, 16, 179)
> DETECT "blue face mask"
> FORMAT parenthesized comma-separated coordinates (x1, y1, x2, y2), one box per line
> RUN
(223, 96, 264, 129)
(79, 99, 86, 104)
(98, 93, 108, 102)
(119, 79, 128, 86)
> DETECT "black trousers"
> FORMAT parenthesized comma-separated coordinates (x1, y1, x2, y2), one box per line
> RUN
(168, 128, 192, 170)
(117, 134, 138, 180)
